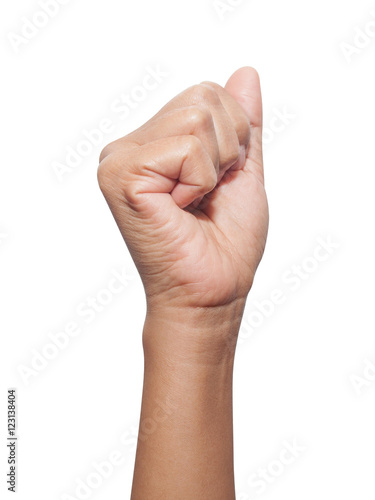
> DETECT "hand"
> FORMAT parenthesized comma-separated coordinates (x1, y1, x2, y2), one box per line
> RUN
(98, 67, 268, 312)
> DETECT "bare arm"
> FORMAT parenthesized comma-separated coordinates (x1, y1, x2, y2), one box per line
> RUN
(98, 67, 268, 499)
(131, 307, 242, 499)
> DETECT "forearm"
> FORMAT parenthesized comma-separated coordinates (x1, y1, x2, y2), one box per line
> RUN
(131, 303, 245, 500)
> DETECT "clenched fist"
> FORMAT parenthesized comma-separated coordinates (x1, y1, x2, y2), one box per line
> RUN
(98, 67, 268, 314)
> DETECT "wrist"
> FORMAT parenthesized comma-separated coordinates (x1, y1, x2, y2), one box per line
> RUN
(142, 298, 246, 366)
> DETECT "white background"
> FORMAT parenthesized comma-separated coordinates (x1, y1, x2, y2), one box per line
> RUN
(1, 0, 375, 498)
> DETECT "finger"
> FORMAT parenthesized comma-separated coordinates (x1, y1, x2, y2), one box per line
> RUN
(99, 135, 217, 210)
(186, 85, 240, 180)
(125, 106, 220, 175)
(101, 84, 243, 183)
(149, 84, 241, 180)
(200, 81, 251, 170)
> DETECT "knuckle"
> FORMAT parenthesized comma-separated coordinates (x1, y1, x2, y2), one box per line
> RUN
(181, 135, 216, 192)
(185, 105, 213, 129)
(200, 81, 222, 92)
(205, 168, 217, 192)
(222, 136, 240, 169)
(99, 138, 136, 164)
(98, 141, 140, 188)
(184, 134, 203, 156)
(196, 160, 217, 193)
(188, 83, 219, 105)
(97, 149, 134, 191)
(196, 166, 216, 195)
(99, 141, 117, 163)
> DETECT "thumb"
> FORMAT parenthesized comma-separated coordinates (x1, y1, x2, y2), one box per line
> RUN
(225, 67, 264, 182)
(225, 67, 263, 128)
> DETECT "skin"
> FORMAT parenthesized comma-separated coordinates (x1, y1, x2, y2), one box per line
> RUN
(98, 67, 268, 499)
